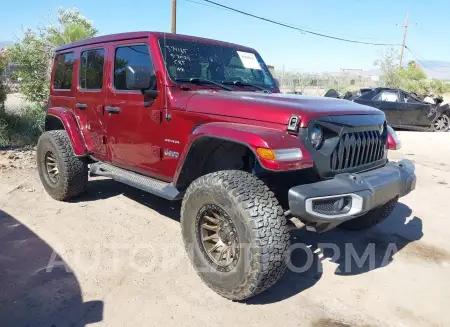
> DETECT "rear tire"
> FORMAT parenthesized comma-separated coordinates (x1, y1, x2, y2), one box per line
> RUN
(181, 170, 290, 301)
(37, 130, 88, 201)
(338, 197, 398, 231)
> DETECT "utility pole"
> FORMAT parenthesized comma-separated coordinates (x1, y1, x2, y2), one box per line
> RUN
(399, 13, 409, 69)
(171, 0, 177, 34)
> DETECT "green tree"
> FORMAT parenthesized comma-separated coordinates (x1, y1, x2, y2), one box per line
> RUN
(7, 8, 98, 103)
(374, 47, 402, 88)
(375, 49, 436, 97)
(46, 8, 98, 46)
(427, 79, 450, 96)
(399, 61, 427, 95)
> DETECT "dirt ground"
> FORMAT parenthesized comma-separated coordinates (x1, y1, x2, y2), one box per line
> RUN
(1, 131, 450, 327)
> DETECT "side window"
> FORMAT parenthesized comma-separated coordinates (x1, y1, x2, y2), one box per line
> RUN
(373, 90, 399, 102)
(80, 49, 105, 90)
(53, 52, 75, 90)
(114, 45, 154, 90)
(403, 93, 421, 104)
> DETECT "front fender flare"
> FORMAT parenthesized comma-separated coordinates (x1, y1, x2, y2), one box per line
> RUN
(46, 107, 88, 156)
(173, 122, 313, 185)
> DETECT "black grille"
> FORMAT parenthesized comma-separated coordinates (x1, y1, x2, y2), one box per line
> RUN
(330, 130, 385, 171)
(313, 199, 336, 213)
(312, 196, 352, 214)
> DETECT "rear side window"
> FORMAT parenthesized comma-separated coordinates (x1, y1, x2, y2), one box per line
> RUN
(80, 49, 105, 90)
(114, 45, 154, 90)
(53, 52, 75, 90)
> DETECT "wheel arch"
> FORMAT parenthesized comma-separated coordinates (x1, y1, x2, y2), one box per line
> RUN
(45, 107, 88, 156)
(174, 135, 256, 189)
(173, 122, 313, 189)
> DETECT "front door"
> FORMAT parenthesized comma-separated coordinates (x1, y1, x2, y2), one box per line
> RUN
(401, 92, 434, 127)
(74, 46, 108, 160)
(372, 89, 403, 127)
(105, 41, 163, 175)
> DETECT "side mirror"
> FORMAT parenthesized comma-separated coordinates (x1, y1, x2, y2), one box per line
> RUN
(125, 65, 153, 90)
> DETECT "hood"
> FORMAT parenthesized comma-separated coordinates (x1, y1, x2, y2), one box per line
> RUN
(185, 91, 384, 127)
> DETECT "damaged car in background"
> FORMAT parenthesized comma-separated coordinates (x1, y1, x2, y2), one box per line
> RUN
(325, 87, 450, 132)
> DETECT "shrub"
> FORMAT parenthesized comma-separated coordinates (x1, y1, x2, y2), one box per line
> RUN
(0, 102, 45, 147)
(0, 82, 6, 114)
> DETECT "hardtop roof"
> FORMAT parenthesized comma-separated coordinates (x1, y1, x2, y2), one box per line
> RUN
(55, 31, 256, 53)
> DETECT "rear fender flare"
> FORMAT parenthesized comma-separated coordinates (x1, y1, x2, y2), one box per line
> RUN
(45, 107, 88, 156)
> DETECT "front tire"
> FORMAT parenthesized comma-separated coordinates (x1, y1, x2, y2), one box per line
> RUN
(338, 197, 398, 231)
(432, 114, 450, 132)
(181, 170, 290, 301)
(37, 130, 88, 201)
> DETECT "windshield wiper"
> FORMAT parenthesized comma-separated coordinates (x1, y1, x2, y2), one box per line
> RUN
(175, 78, 232, 91)
(222, 80, 271, 93)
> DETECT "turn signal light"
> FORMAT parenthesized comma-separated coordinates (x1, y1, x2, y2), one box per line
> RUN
(256, 148, 276, 160)
(387, 125, 401, 150)
(256, 148, 303, 161)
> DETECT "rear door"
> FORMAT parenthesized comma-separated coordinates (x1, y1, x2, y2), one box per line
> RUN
(74, 46, 108, 160)
(50, 51, 76, 115)
(105, 40, 164, 174)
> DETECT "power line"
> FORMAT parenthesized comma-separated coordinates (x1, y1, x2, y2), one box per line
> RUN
(197, 0, 401, 47)
(184, 0, 450, 73)
(182, 0, 235, 12)
(183, 0, 387, 42)
(405, 46, 450, 72)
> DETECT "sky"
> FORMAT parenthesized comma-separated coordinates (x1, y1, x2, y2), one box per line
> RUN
(1, 0, 449, 72)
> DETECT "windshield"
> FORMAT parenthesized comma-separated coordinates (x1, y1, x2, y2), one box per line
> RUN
(158, 37, 276, 90)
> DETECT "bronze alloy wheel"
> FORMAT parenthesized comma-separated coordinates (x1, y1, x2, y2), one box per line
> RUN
(196, 204, 240, 272)
(44, 150, 59, 184)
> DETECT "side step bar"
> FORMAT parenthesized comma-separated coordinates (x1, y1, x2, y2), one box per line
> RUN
(89, 162, 182, 200)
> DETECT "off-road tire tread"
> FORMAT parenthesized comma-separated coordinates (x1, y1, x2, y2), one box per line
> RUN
(37, 130, 88, 201)
(181, 170, 290, 301)
(338, 197, 398, 231)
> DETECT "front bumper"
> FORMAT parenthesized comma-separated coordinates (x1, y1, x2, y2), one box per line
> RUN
(288, 159, 416, 226)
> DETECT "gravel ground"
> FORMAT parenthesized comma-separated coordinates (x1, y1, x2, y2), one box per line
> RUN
(0, 131, 449, 327)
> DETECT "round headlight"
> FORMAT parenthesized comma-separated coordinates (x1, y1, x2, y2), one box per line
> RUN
(310, 126, 323, 149)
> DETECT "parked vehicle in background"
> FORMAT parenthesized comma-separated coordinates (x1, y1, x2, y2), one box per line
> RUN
(37, 32, 416, 301)
(325, 87, 450, 132)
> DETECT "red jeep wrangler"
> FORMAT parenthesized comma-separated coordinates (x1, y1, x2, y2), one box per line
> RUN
(37, 32, 415, 300)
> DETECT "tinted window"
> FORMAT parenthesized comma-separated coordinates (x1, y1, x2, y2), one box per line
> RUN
(373, 90, 399, 102)
(114, 45, 154, 90)
(53, 52, 75, 89)
(158, 38, 275, 89)
(80, 49, 105, 89)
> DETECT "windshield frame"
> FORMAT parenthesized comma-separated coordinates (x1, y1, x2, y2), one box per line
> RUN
(157, 36, 278, 92)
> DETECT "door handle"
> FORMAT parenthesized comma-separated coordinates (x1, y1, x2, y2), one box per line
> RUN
(75, 103, 87, 109)
(105, 106, 121, 114)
